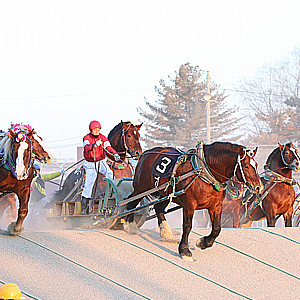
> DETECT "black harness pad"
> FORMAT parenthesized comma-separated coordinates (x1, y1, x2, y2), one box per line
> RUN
(152, 153, 181, 178)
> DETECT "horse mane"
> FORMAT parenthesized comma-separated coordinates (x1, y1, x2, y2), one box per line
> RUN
(206, 142, 243, 154)
(0, 135, 13, 161)
(108, 121, 131, 140)
(205, 142, 244, 165)
(265, 146, 280, 165)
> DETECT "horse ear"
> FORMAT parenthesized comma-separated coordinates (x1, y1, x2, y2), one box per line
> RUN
(121, 121, 130, 131)
(27, 129, 34, 139)
(253, 147, 258, 157)
(7, 128, 16, 139)
(278, 142, 284, 150)
(135, 123, 143, 130)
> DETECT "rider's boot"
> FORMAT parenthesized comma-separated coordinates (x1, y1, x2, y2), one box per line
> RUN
(81, 196, 89, 214)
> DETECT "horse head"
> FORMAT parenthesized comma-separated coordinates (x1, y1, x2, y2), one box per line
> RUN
(8, 128, 33, 180)
(32, 132, 53, 164)
(234, 147, 263, 194)
(121, 121, 143, 160)
(278, 142, 300, 172)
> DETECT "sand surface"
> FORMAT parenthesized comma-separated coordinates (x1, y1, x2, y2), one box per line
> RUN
(1, 223, 300, 300)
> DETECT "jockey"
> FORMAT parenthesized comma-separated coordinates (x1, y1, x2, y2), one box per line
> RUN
(81, 120, 120, 214)
(31, 163, 66, 205)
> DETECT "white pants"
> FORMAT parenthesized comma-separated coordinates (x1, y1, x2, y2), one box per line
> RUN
(82, 159, 113, 198)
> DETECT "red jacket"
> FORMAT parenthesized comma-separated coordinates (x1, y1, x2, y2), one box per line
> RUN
(83, 133, 117, 162)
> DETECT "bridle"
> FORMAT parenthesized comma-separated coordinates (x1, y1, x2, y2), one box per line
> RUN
(280, 145, 300, 169)
(6, 130, 33, 179)
(232, 149, 257, 186)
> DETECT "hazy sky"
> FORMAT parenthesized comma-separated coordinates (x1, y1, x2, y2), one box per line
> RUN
(1, 0, 299, 162)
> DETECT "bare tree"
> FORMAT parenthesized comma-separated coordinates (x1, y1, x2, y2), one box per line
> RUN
(238, 45, 300, 145)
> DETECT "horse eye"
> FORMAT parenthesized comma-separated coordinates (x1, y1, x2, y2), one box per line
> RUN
(244, 165, 249, 169)
(127, 134, 131, 138)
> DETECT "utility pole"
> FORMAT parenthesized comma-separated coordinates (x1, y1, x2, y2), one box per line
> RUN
(204, 71, 212, 143)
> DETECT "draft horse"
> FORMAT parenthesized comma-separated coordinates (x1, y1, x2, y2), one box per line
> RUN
(0, 124, 53, 234)
(50, 121, 143, 204)
(124, 142, 263, 260)
(0, 125, 53, 226)
(240, 142, 300, 227)
(0, 128, 34, 234)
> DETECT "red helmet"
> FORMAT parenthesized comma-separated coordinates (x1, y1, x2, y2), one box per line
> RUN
(89, 120, 101, 130)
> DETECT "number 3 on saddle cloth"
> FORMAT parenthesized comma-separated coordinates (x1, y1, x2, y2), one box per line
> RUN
(152, 153, 182, 186)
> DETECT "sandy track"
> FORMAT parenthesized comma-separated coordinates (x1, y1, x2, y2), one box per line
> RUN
(1, 226, 300, 300)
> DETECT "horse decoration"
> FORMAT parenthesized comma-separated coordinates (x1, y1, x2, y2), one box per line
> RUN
(239, 142, 300, 227)
(0, 124, 52, 235)
(50, 121, 143, 207)
(123, 141, 263, 260)
(221, 176, 245, 228)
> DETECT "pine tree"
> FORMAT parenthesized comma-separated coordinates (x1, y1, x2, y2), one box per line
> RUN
(138, 63, 242, 150)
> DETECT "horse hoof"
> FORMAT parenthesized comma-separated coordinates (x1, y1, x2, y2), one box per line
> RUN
(7, 222, 23, 236)
(180, 255, 194, 262)
(159, 220, 173, 240)
(196, 237, 206, 250)
(123, 221, 139, 235)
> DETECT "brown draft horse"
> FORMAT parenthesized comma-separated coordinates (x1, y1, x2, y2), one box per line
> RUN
(0, 126, 52, 234)
(221, 176, 245, 228)
(0, 128, 53, 226)
(240, 142, 300, 227)
(50, 121, 143, 204)
(124, 142, 263, 260)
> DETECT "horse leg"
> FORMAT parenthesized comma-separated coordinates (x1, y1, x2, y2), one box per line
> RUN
(196, 206, 222, 250)
(7, 189, 30, 235)
(283, 207, 293, 227)
(232, 204, 241, 228)
(154, 200, 173, 240)
(0, 197, 11, 220)
(123, 194, 141, 235)
(265, 206, 276, 227)
(178, 207, 194, 260)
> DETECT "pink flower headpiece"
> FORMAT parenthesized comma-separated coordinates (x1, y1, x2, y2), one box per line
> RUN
(11, 123, 33, 133)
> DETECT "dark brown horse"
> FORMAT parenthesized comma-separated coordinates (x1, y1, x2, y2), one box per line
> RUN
(106, 121, 142, 178)
(240, 142, 300, 227)
(221, 176, 245, 228)
(124, 142, 263, 260)
(50, 121, 143, 204)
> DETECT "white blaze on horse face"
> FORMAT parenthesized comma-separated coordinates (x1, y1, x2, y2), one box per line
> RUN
(16, 141, 28, 180)
(290, 146, 300, 172)
(33, 133, 53, 163)
(250, 158, 257, 170)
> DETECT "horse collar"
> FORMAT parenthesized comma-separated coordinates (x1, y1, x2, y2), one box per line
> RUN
(195, 142, 226, 191)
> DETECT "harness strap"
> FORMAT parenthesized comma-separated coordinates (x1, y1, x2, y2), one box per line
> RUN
(263, 166, 296, 185)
